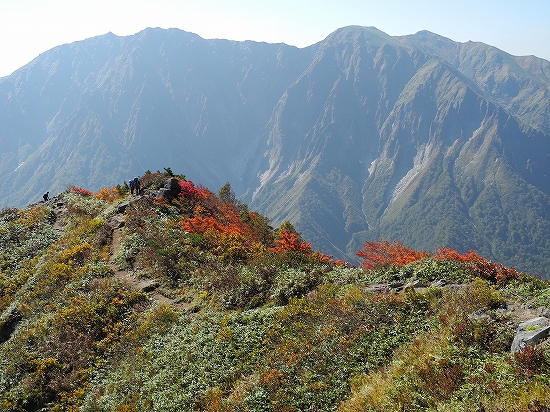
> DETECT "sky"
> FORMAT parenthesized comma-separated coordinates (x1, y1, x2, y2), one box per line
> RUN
(1, 0, 550, 78)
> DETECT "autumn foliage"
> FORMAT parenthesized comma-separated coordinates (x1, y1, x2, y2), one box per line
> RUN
(178, 179, 199, 198)
(94, 187, 121, 203)
(356, 240, 430, 269)
(178, 185, 271, 262)
(268, 229, 340, 265)
(268, 229, 312, 254)
(432, 246, 519, 283)
(357, 240, 519, 284)
(70, 186, 93, 196)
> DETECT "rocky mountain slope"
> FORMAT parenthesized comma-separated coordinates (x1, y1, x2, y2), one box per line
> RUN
(1, 26, 550, 275)
(250, 27, 550, 275)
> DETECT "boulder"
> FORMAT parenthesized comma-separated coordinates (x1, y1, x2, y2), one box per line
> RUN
(404, 280, 426, 290)
(117, 201, 130, 214)
(510, 316, 550, 353)
(431, 279, 447, 288)
(108, 215, 125, 229)
(157, 178, 181, 200)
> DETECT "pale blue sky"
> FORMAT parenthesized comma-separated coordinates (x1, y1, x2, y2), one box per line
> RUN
(1, 0, 549, 77)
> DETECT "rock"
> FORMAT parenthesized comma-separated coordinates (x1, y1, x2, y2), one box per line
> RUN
(117, 201, 130, 214)
(157, 178, 181, 200)
(431, 279, 447, 287)
(0, 309, 21, 344)
(365, 284, 390, 293)
(108, 215, 125, 229)
(447, 284, 465, 291)
(469, 307, 491, 321)
(136, 279, 159, 293)
(537, 307, 550, 318)
(404, 280, 426, 290)
(510, 316, 550, 353)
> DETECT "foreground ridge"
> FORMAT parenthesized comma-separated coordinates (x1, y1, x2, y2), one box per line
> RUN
(0, 175, 549, 411)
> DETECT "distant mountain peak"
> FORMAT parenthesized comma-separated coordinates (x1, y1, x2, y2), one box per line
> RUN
(323, 25, 408, 49)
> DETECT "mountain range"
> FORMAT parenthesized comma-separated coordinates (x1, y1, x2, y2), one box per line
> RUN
(1, 25, 550, 276)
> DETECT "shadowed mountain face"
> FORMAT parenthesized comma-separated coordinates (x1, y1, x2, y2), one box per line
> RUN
(1, 26, 550, 276)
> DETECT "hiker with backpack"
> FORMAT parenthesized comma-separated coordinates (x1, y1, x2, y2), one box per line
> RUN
(134, 177, 141, 195)
(129, 178, 135, 195)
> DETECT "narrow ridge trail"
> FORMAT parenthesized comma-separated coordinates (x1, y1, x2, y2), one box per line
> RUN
(50, 196, 187, 310)
(108, 224, 188, 310)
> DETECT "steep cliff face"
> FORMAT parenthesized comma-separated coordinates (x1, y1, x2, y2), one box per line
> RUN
(397, 30, 550, 135)
(1, 26, 550, 274)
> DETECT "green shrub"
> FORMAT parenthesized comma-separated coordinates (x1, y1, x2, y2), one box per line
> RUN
(270, 268, 322, 305)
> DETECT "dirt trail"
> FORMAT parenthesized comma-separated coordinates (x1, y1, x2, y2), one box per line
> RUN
(109, 225, 187, 310)
(50, 197, 186, 310)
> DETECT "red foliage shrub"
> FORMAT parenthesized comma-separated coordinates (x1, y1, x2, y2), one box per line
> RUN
(356, 240, 429, 269)
(70, 186, 92, 196)
(416, 356, 464, 401)
(178, 180, 198, 198)
(514, 345, 547, 377)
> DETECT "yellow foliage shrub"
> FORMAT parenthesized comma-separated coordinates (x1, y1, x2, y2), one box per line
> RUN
(94, 187, 121, 203)
(18, 206, 50, 229)
(60, 242, 91, 267)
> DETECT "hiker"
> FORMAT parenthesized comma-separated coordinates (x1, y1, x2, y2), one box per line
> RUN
(134, 177, 141, 195)
(42, 191, 49, 202)
(129, 178, 135, 195)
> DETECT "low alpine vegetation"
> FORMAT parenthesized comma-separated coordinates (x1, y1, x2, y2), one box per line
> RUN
(0, 170, 549, 411)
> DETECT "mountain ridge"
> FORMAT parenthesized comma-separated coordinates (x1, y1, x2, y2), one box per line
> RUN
(1, 26, 550, 275)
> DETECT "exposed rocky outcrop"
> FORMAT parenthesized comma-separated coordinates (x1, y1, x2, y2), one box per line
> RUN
(511, 316, 550, 353)
(157, 178, 182, 201)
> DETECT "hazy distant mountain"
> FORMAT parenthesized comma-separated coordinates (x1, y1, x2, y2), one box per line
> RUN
(0, 28, 315, 203)
(1, 26, 550, 276)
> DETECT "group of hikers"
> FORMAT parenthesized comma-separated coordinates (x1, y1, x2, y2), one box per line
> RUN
(41, 176, 142, 203)
(129, 177, 141, 195)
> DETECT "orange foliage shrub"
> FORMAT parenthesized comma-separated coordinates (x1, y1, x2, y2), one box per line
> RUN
(356, 240, 429, 269)
(268, 229, 339, 265)
(268, 230, 312, 254)
(181, 215, 224, 234)
(357, 241, 519, 284)
(434, 247, 519, 284)
(94, 187, 121, 203)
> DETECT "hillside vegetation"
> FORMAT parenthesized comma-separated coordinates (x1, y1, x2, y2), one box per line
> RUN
(1, 170, 549, 411)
